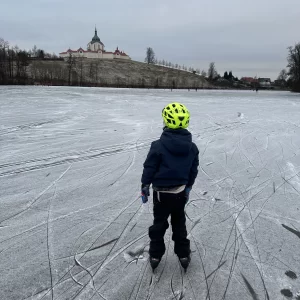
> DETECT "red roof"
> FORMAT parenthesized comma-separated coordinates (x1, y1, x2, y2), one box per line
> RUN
(241, 77, 258, 83)
(59, 48, 129, 56)
(59, 48, 104, 54)
(114, 46, 120, 55)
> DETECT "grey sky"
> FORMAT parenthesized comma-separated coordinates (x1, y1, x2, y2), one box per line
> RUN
(1, 0, 300, 79)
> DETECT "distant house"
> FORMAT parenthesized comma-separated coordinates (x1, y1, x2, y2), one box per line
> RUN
(240, 77, 258, 85)
(258, 78, 271, 87)
(258, 78, 271, 82)
(59, 27, 130, 60)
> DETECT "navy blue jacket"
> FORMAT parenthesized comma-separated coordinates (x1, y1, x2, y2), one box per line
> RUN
(141, 128, 199, 187)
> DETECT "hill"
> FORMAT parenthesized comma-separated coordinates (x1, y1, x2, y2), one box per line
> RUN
(28, 58, 211, 89)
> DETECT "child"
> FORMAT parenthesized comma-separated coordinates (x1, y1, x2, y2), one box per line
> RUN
(141, 102, 199, 271)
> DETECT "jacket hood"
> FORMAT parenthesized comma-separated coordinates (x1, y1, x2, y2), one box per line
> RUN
(160, 128, 192, 155)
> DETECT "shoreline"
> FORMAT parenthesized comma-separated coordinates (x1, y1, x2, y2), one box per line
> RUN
(0, 83, 291, 92)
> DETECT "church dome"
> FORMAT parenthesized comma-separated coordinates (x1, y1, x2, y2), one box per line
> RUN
(91, 28, 104, 45)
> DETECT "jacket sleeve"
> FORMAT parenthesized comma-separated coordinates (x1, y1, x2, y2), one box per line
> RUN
(141, 141, 160, 185)
(187, 144, 199, 187)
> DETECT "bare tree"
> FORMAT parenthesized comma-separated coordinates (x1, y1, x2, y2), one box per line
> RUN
(66, 53, 76, 86)
(8, 47, 15, 78)
(95, 60, 100, 84)
(201, 70, 207, 77)
(277, 69, 288, 81)
(287, 43, 300, 92)
(208, 62, 218, 80)
(52, 62, 64, 84)
(32, 45, 37, 57)
(0, 38, 9, 82)
(89, 62, 95, 84)
(145, 47, 155, 64)
(77, 56, 85, 86)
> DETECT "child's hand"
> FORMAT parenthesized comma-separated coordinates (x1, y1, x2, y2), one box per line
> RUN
(185, 186, 192, 203)
(141, 184, 150, 203)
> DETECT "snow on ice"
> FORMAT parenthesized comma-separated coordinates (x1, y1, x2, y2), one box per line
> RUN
(0, 86, 300, 299)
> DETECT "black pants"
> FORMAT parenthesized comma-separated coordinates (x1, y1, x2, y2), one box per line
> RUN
(149, 190, 190, 259)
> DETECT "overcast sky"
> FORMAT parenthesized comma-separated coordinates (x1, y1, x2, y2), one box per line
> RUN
(1, 0, 300, 79)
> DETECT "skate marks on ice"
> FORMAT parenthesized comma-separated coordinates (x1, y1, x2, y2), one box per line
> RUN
(1, 88, 300, 299)
(0, 138, 154, 178)
(183, 108, 300, 299)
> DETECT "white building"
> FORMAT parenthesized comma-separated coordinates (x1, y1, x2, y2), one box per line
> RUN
(59, 28, 130, 60)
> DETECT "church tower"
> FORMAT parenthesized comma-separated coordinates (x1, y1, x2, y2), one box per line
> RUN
(87, 27, 104, 51)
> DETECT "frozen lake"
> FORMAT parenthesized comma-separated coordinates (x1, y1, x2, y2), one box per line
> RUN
(1, 86, 300, 300)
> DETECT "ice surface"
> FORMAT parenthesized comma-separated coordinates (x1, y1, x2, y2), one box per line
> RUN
(1, 86, 300, 299)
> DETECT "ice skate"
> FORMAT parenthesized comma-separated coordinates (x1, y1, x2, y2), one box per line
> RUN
(179, 255, 191, 272)
(150, 257, 161, 271)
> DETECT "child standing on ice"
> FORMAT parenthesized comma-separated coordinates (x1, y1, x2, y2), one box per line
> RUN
(141, 102, 199, 271)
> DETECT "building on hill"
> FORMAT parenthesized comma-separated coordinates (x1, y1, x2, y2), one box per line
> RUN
(59, 27, 130, 60)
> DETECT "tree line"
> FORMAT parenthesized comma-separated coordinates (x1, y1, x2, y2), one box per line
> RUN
(145, 47, 203, 75)
(146, 44, 300, 92)
(0, 37, 62, 84)
(0, 37, 100, 86)
(145, 48, 238, 81)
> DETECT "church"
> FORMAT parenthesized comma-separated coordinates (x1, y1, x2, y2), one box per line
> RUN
(59, 28, 130, 60)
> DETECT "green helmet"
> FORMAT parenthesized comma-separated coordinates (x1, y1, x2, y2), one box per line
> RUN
(162, 102, 190, 129)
